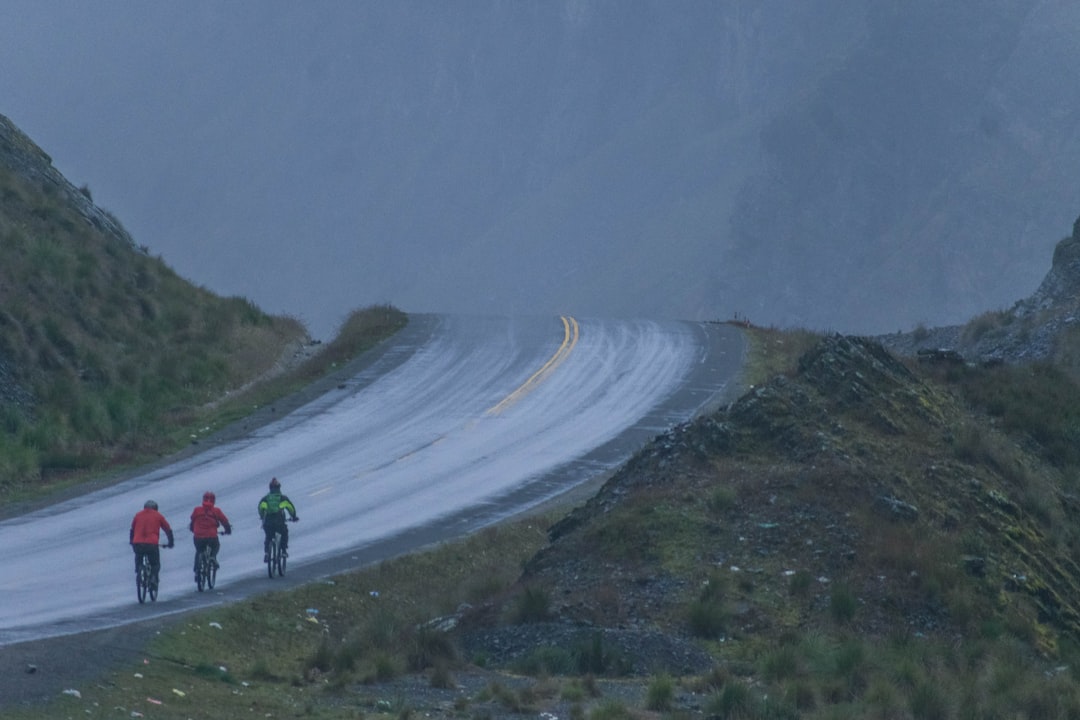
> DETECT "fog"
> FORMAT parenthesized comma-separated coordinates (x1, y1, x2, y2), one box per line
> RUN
(3, 1, 1079, 339)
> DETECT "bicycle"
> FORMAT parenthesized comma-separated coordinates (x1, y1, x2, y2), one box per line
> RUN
(136, 544, 169, 604)
(194, 541, 219, 592)
(266, 517, 298, 579)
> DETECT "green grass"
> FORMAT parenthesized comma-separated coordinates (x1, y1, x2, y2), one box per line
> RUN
(0, 163, 411, 501)
(741, 325, 822, 386)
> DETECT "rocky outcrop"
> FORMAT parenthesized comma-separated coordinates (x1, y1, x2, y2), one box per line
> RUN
(0, 113, 135, 248)
(1018, 219, 1080, 315)
(878, 213, 1080, 366)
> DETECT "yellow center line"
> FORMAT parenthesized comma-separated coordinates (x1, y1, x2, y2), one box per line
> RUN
(486, 315, 579, 416)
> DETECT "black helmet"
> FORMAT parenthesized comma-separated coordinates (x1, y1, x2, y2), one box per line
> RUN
(144, 499, 158, 510)
(269, 477, 281, 490)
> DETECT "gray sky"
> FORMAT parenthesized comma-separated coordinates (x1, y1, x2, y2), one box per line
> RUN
(3, 1, 1078, 338)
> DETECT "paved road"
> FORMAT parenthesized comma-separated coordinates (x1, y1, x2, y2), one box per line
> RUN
(0, 314, 744, 651)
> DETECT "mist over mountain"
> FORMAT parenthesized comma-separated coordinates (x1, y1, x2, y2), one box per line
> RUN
(2, 1, 1078, 337)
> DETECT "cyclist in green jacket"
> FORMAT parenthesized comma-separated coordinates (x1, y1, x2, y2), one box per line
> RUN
(258, 477, 298, 562)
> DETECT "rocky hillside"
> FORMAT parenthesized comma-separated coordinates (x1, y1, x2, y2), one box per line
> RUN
(0, 113, 311, 494)
(0, 114, 134, 249)
(879, 213, 1080, 374)
(444, 234, 1080, 715)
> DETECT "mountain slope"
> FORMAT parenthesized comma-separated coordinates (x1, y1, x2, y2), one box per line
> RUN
(437, 233, 1080, 715)
(0, 114, 311, 494)
(9, 3, 1080, 338)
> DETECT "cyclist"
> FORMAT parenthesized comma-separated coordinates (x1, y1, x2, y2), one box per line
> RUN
(189, 491, 232, 580)
(258, 477, 298, 562)
(130, 500, 174, 586)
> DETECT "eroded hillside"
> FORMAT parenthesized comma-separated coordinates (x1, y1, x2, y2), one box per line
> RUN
(450, 329, 1080, 715)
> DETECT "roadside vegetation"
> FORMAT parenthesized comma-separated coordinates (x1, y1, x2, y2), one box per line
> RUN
(15, 320, 1080, 719)
(9, 126, 1080, 717)
(0, 163, 405, 503)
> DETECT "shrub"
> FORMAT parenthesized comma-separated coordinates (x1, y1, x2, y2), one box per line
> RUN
(429, 661, 455, 689)
(512, 585, 552, 623)
(587, 699, 633, 720)
(514, 645, 575, 676)
(573, 632, 629, 676)
(829, 582, 857, 623)
(909, 680, 948, 720)
(705, 680, 751, 718)
(761, 645, 799, 683)
(645, 673, 675, 711)
(788, 570, 813, 596)
(707, 485, 738, 514)
(687, 598, 728, 639)
(405, 625, 456, 671)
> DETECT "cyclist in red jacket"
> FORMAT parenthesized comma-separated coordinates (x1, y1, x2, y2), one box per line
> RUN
(130, 500, 174, 586)
(189, 491, 232, 578)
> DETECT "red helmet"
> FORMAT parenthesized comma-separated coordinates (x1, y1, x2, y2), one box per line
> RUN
(269, 477, 281, 490)
(203, 491, 215, 503)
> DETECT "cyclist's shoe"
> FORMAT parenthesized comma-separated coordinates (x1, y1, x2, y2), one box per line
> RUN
(212, 560, 220, 569)
(263, 552, 269, 563)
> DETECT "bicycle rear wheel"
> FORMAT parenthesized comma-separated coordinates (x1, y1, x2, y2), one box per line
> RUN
(207, 547, 217, 589)
(136, 557, 149, 604)
(277, 542, 287, 577)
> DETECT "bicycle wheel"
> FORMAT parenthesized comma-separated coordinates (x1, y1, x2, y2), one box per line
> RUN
(267, 533, 278, 579)
(277, 540, 287, 577)
(196, 550, 206, 592)
(136, 556, 149, 604)
(206, 547, 217, 589)
(149, 566, 159, 602)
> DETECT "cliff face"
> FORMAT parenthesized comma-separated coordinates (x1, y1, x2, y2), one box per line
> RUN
(0, 113, 133, 249)
(877, 213, 1080, 368)
(1022, 220, 1080, 314)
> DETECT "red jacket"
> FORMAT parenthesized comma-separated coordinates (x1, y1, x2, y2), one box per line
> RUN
(190, 501, 231, 539)
(130, 508, 174, 545)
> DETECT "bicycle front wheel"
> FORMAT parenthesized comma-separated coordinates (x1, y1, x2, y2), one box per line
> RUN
(267, 535, 278, 579)
(136, 559, 149, 604)
(276, 543, 287, 577)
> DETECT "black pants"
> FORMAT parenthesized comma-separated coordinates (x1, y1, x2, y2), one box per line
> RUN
(132, 543, 161, 578)
(193, 536, 221, 571)
(263, 516, 289, 554)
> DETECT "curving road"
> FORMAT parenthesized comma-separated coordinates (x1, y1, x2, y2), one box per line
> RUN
(0, 314, 745, 646)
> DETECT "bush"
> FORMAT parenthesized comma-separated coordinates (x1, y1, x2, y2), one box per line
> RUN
(829, 582, 857, 623)
(645, 673, 676, 711)
(514, 645, 575, 676)
(512, 585, 552, 623)
(705, 681, 751, 718)
(405, 625, 456, 671)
